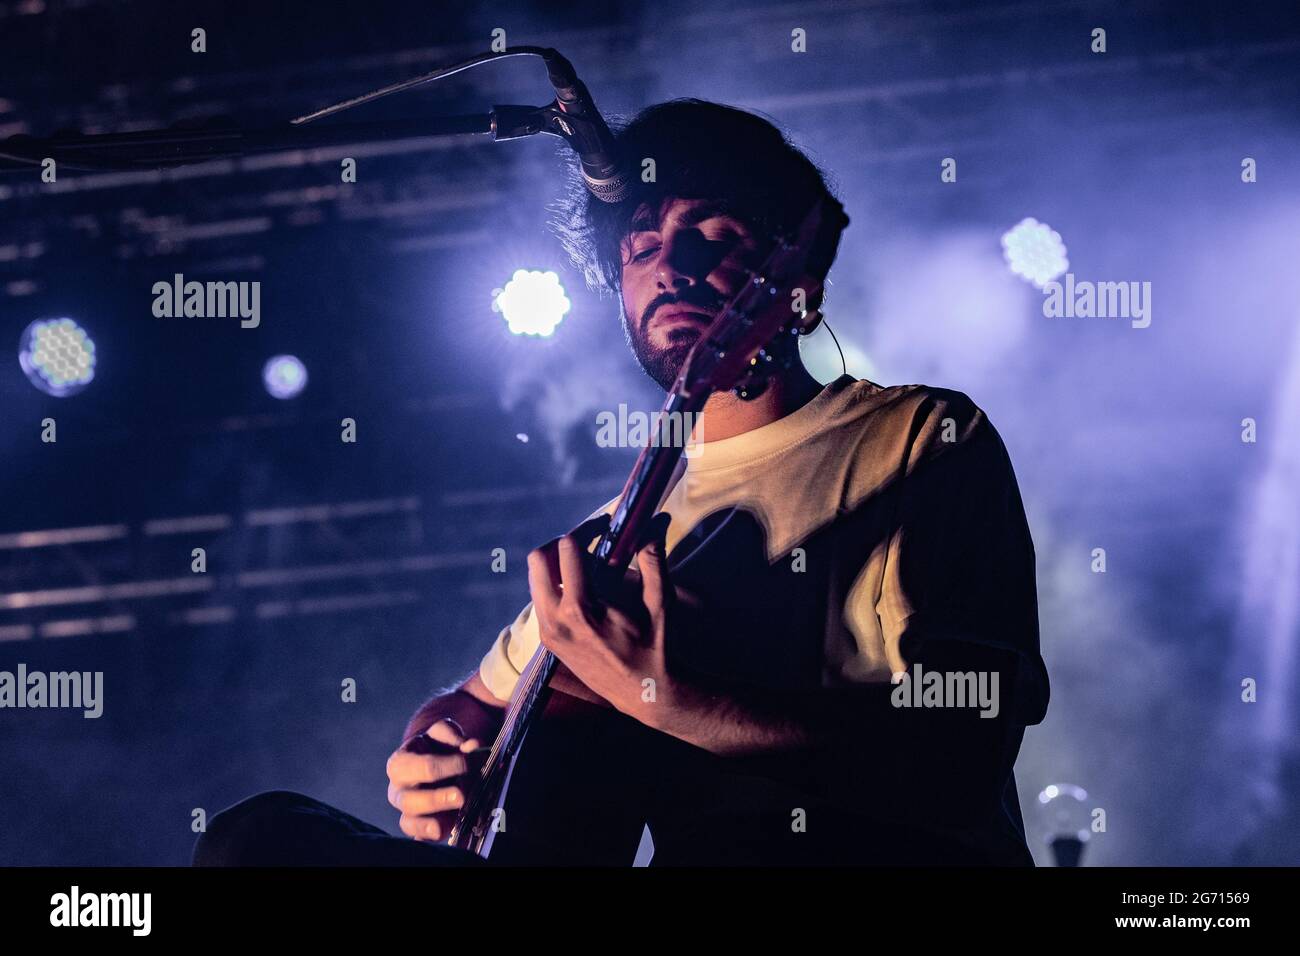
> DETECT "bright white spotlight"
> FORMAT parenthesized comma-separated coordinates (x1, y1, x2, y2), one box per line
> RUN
(493, 269, 570, 337)
(1001, 217, 1069, 289)
(19, 317, 97, 397)
(263, 354, 308, 399)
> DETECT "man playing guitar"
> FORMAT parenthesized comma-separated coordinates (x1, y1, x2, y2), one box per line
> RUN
(195, 99, 1049, 867)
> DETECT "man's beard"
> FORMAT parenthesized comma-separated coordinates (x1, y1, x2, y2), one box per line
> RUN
(623, 304, 804, 393)
(623, 321, 699, 392)
(623, 286, 726, 392)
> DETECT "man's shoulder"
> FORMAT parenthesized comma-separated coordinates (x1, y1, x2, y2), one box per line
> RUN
(805, 380, 1004, 512)
(832, 379, 991, 454)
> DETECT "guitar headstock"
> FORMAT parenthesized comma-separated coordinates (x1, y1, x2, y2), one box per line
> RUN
(672, 193, 849, 402)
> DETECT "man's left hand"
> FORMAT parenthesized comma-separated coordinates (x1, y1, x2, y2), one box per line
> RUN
(527, 512, 700, 731)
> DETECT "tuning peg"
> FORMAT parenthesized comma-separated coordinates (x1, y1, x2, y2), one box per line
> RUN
(797, 309, 821, 333)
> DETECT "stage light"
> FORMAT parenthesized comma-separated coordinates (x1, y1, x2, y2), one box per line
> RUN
(493, 269, 570, 337)
(263, 354, 308, 399)
(1000, 217, 1069, 289)
(18, 317, 96, 397)
(1036, 782, 1091, 867)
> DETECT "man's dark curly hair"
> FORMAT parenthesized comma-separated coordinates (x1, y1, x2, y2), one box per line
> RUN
(550, 98, 835, 296)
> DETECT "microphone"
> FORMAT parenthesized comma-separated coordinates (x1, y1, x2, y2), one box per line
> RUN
(541, 50, 630, 203)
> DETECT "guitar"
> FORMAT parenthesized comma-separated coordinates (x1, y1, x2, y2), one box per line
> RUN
(447, 193, 850, 860)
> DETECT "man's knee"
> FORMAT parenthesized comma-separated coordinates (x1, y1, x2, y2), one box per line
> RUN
(192, 790, 318, 866)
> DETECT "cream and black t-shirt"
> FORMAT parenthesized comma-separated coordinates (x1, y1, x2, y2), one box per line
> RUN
(479, 374, 1050, 864)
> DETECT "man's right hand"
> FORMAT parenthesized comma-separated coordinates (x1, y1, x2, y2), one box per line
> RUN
(387, 714, 488, 842)
(389, 678, 504, 842)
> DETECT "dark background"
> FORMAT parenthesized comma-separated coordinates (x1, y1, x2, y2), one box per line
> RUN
(1, 0, 1298, 865)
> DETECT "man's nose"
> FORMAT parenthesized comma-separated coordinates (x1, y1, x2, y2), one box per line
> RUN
(657, 231, 715, 290)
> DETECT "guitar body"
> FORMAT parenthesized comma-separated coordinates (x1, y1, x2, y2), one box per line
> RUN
(482, 690, 659, 865)
(483, 692, 774, 866)
(485, 688, 902, 866)
(489, 688, 1006, 866)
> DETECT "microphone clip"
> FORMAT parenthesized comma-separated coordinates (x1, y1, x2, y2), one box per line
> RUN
(490, 101, 629, 203)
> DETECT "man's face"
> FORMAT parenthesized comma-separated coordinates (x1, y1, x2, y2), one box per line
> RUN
(619, 197, 761, 391)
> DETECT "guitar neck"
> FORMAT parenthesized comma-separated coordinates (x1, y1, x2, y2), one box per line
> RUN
(591, 390, 703, 586)
(448, 388, 704, 856)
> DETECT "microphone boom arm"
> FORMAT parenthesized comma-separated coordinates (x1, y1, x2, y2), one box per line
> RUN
(0, 46, 602, 175)
(0, 115, 495, 173)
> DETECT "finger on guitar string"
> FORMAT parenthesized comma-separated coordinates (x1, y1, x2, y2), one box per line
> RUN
(421, 716, 468, 747)
(385, 749, 471, 790)
(528, 512, 611, 615)
(527, 543, 564, 619)
(393, 783, 467, 817)
(636, 512, 674, 625)
(556, 532, 594, 608)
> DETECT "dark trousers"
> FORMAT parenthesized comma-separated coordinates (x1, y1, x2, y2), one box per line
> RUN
(192, 790, 486, 867)
(192, 789, 1013, 867)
